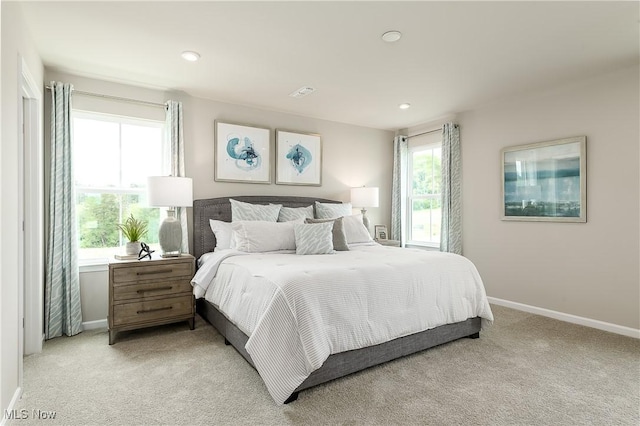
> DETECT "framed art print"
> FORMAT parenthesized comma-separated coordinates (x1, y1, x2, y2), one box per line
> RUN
(215, 121, 271, 184)
(275, 130, 322, 186)
(501, 136, 586, 222)
(374, 225, 388, 241)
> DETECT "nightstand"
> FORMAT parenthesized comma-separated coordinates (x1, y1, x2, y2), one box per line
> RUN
(108, 254, 195, 345)
(376, 239, 401, 247)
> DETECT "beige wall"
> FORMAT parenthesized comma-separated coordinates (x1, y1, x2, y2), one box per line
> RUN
(1, 1, 44, 416)
(459, 65, 639, 329)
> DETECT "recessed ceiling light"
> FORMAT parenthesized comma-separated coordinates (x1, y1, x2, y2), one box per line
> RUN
(181, 51, 200, 62)
(382, 31, 402, 43)
(399, 103, 411, 110)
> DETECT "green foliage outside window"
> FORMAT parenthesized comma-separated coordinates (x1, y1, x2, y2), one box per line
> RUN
(77, 193, 160, 248)
(410, 146, 442, 244)
(412, 150, 441, 196)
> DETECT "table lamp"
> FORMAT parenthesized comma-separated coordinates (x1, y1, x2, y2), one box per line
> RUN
(350, 186, 379, 232)
(147, 176, 193, 257)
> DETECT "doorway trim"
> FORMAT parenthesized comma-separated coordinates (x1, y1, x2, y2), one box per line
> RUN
(20, 56, 44, 356)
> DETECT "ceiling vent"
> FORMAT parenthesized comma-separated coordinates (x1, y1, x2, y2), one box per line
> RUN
(289, 86, 316, 98)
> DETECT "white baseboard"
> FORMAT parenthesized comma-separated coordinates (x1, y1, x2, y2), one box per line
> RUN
(1, 386, 23, 426)
(82, 319, 107, 331)
(488, 297, 640, 339)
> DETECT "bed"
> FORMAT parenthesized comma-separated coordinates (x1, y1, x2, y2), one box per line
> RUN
(192, 196, 493, 405)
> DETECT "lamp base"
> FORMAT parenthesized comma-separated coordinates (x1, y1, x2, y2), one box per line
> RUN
(158, 210, 182, 257)
(361, 208, 370, 233)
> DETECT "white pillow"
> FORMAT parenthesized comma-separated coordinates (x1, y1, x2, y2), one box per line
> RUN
(231, 220, 299, 252)
(315, 201, 352, 219)
(230, 199, 282, 222)
(276, 205, 314, 222)
(209, 219, 233, 251)
(343, 214, 373, 244)
(294, 222, 334, 255)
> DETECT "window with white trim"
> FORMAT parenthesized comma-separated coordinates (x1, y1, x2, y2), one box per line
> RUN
(73, 111, 168, 260)
(407, 141, 442, 247)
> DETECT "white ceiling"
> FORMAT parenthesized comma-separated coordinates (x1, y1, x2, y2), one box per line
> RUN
(19, 1, 639, 131)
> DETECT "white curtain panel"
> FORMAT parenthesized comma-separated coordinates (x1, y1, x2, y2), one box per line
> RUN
(440, 123, 462, 254)
(45, 81, 83, 339)
(165, 100, 189, 253)
(390, 135, 408, 245)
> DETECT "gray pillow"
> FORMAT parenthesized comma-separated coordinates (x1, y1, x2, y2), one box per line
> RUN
(305, 217, 349, 251)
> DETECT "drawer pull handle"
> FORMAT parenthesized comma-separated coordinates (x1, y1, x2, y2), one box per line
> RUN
(137, 286, 172, 294)
(137, 306, 173, 315)
(137, 268, 173, 276)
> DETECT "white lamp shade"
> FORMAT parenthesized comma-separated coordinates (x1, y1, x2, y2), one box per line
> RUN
(147, 176, 193, 207)
(350, 186, 379, 208)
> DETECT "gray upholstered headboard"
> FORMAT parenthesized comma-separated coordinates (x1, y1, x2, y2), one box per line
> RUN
(193, 196, 341, 261)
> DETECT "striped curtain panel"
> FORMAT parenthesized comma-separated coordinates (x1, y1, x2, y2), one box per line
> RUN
(440, 123, 462, 254)
(166, 100, 189, 253)
(390, 135, 408, 246)
(45, 81, 83, 339)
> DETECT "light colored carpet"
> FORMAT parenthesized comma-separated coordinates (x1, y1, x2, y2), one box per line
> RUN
(10, 305, 640, 425)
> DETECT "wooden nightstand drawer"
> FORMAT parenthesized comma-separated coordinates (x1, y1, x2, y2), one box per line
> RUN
(112, 280, 192, 302)
(112, 262, 193, 284)
(112, 295, 193, 327)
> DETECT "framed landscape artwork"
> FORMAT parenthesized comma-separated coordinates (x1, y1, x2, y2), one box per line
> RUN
(215, 121, 271, 184)
(501, 136, 586, 222)
(275, 130, 322, 186)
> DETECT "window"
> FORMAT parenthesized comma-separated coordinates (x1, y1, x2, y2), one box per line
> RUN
(73, 111, 168, 260)
(408, 142, 442, 246)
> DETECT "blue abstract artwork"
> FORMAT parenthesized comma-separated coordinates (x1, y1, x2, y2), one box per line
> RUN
(276, 130, 322, 186)
(215, 121, 270, 183)
(226, 134, 262, 171)
(285, 144, 312, 175)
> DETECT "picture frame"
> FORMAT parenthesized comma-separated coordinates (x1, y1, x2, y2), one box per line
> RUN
(374, 225, 388, 241)
(275, 129, 322, 186)
(215, 121, 271, 184)
(501, 136, 586, 222)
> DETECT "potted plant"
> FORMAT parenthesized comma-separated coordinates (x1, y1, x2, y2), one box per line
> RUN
(117, 214, 148, 255)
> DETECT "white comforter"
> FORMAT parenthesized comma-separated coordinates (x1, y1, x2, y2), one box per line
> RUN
(192, 244, 494, 405)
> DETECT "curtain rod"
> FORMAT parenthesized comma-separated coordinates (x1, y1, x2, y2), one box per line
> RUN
(45, 85, 166, 109)
(407, 127, 442, 139)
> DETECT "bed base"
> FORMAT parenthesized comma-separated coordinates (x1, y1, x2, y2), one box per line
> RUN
(197, 299, 481, 403)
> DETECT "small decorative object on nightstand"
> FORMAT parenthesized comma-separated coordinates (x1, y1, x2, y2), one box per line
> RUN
(374, 224, 388, 241)
(108, 254, 195, 345)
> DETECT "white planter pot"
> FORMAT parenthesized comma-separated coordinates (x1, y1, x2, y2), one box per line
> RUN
(125, 241, 140, 255)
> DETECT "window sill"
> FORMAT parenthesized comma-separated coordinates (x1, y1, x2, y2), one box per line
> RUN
(79, 258, 110, 273)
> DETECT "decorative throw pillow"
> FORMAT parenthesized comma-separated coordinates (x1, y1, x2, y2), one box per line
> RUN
(294, 222, 334, 255)
(343, 214, 373, 244)
(275, 205, 314, 222)
(304, 217, 349, 251)
(231, 220, 299, 252)
(314, 201, 352, 219)
(209, 219, 233, 251)
(230, 199, 281, 222)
